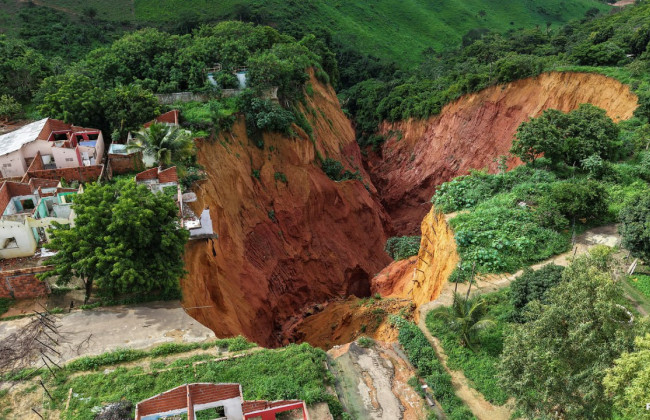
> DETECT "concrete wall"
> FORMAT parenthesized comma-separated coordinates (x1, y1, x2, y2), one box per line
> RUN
(0, 218, 37, 259)
(155, 92, 210, 105)
(0, 150, 28, 178)
(52, 146, 80, 168)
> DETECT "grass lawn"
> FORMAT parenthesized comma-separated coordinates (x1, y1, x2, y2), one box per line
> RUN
(425, 288, 513, 406)
(43, 341, 338, 420)
(629, 274, 650, 299)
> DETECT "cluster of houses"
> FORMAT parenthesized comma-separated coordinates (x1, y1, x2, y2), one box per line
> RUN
(0, 111, 213, 259)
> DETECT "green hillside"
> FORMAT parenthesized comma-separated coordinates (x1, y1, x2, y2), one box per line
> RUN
(7, 0, 611, 66)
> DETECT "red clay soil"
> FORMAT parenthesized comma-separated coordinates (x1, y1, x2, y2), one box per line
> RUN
(368, 72, 638, 235)
(181, 75, 392, 347)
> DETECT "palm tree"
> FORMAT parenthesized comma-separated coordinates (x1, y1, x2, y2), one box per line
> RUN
(127, 123, 195, 168)
(434, 292, 496, 351)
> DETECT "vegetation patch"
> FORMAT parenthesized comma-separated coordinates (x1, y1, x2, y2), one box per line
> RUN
(48, 342, 337, 420)
(394, 317, 476, 420)
(629, 274, 650, 299)
(385, 236, 421, 261)
(426, 289, 512, 405)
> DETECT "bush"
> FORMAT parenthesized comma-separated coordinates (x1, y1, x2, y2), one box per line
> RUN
(394, 318, 475, 419)
(510, 264, 565, 321)
(0, 94, 22, 121)
(432, 166, 557, 213)
(385, 236, 421, 260)
(321, 158, 362, 181)
(538, 179, 609, 224)
(620, 193, 650, 262)
(239, 93, 295, 137)
(451, 203, 568, 273)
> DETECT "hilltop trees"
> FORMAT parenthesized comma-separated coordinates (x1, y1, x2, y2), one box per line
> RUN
(510, 104, 620, 167)
(41, 180, 189, 302)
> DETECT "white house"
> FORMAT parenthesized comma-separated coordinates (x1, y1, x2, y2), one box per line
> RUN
(0, 118, 104, 178)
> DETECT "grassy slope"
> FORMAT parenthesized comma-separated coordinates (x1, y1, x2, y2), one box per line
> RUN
(30, 0, 610, 66)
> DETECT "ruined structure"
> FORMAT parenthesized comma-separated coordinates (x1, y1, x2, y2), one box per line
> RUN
(135, 383, 308, 420)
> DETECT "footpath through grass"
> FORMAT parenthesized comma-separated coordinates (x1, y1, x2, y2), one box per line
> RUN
(394, 317, 476, 420)
(425, 289, 512, 406)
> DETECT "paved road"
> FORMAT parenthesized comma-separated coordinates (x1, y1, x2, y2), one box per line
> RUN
(0, 301, 215, 364)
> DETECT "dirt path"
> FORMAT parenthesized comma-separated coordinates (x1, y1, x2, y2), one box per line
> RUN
(416, 224, 622, 420)
(613, 0, 636, 6)
(0, 301, 215, 365)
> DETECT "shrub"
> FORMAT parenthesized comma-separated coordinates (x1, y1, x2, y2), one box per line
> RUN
(0, 94, 22, 121)
(620, 193, 650, 262)
(385, 236, 421, 260)
(538, 179, 609, 223)
(510, 264, 565, 321)
(357, 336, 375, 348)
(394, 318, 475, 419)
(321, 158, 362, 182)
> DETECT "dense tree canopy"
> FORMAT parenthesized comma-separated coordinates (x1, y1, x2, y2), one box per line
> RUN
(509, 263, 564, 321)
(620, 194, 650, 262)
(499, 249, 640, 418)
(603, 334, 650, 420)
(41, 180, 189, 302)
(511, 104, 621, 167)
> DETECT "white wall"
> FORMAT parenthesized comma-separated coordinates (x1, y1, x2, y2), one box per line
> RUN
(193, 397, 244, 420)
(21, 140, 52, 160)
(52, 147, 80, 168)
(0, 219, 37, 258)
(0, 150, 27, 178)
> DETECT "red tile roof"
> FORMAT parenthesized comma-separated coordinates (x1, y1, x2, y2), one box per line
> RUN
(143, 110, 179, 128)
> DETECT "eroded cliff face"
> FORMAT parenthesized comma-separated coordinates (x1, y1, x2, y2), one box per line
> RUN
(372, 207, 458, 309)
(368, 72, 638, 234)
(182, 75, 392, 347)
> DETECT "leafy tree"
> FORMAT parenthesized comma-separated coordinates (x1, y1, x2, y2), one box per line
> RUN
(0, 37, 51, 101)
(238, 92, 295, 137)
(103, 85, 160, 138)
(619, 194, 650, 262)
(511, 104, 620, 167)
(510, 264, 564, 321)
(128, 123, 195, 168)
(434, 293, 496, 350)
(499, 250, 639, 418)
(537, 179, 609, 227)
(37, 73, 105, 129)
(603, 334, 650, 420)
(0, 95, 23, 122)
(41, 180, 189, 302)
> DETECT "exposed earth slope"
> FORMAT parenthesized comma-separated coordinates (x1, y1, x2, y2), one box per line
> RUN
(181, 75, 392, 348)
(369, 72, 638, 234)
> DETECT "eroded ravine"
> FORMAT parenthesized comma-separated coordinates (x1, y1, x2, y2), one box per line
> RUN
(182, 71, 638, 348)
(181, 74, 392, 347)
(369, 71, 638, 234)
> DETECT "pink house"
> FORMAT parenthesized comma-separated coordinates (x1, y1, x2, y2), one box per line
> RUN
(0, 118, 104, 178)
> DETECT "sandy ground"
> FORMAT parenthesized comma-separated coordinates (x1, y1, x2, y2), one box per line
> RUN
(328, 340, 429, 420)
(0, 301, 214, 364)
(416, 224, 622, 420)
